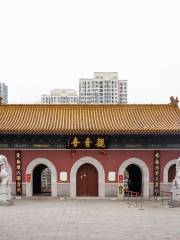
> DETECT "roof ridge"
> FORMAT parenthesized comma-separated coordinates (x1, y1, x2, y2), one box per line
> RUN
(0, 103, 175, 107)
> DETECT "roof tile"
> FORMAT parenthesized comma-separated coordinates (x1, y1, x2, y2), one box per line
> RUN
(0, 103, 180, 134)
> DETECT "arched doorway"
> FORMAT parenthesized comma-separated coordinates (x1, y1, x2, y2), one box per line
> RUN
(70, 156, 105, 197)
(118, 158, 149, 197)
(33, 164, 51, 195)
(168, 164, 176, 182)
(76, 163, 98, 196)
(125, 164, 142, 193)
(26, 158, 57, 197)
(163, 159, 177, 184)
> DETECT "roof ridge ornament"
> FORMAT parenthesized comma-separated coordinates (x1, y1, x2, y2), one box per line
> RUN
(170, 96, 179, 107)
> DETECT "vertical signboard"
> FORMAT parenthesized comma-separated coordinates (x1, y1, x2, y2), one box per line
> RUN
(15, 150, 22, 196)
(154, 150, 160, 196)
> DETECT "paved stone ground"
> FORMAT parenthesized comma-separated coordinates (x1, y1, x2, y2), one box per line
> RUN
(0, 198, 180, 240)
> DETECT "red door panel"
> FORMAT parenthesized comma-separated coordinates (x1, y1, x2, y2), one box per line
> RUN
(76, 163, 98, 196)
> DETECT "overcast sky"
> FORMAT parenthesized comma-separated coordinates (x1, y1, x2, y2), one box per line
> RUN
(0, 0, 180, 104)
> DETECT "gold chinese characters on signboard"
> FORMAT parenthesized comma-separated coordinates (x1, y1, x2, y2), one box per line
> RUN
(68, 136, 107, 149)
(154, 150, 160, 196)
(15, 150, 22, 195)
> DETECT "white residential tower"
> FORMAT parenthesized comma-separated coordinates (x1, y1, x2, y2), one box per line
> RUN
(79, 72, 127, 104)
(41, 89, 78, 104)
(0, 82, 8, 104)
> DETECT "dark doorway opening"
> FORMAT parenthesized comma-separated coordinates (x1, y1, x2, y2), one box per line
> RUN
(168, 164, 176, 182)
(33, 164, 51, 196)
(125, 164, 142, 193)
(76, 163, 98, 196)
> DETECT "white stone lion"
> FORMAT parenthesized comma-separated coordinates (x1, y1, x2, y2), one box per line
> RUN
(0, 155, 12, 202)
(172, 157, 180, 189)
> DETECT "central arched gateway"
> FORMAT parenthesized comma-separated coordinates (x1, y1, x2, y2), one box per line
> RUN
(70, 156, 105, 197)
(76, 163, 98, 196)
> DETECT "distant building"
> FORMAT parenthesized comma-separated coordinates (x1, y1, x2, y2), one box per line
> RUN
(41, 89, 78, 104)
(118, 79, 128, 104)
(0, 82, 8, 104)
(79, 72, 127, 104)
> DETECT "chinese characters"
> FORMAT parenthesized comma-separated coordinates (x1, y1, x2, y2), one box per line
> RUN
(69, 136, 107, 149)
(154, 150, 160, 196)
(71, 137, 80, 148)
(15, 151, 22, 195)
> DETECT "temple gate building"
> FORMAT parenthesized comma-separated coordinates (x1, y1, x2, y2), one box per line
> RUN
(0, 97, 180, 198)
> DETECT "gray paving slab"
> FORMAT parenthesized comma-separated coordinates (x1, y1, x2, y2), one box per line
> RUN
(0, 198, 180, 240)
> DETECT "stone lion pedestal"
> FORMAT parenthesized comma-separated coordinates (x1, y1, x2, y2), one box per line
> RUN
(0, 155, 13, 206)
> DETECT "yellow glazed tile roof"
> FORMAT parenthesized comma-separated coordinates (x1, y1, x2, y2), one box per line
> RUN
(0, 103, 180, 135)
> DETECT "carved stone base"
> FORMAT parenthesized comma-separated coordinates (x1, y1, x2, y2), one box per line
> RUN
(0, 199, 13, 206)
(172, 187, 180, 201)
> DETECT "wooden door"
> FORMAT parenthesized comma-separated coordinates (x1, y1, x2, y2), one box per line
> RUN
(76, 163, 98, 196)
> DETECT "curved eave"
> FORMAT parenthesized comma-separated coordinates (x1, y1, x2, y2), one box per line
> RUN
(0, 129, 180, 135)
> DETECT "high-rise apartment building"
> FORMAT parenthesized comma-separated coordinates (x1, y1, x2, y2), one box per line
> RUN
(118, 79, 128, 103)
(0, 82, 8, 104)
(79, 72, 127, 104)
(41, 89, 78, 104)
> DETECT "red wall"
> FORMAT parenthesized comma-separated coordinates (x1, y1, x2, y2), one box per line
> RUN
(1, 149, 180, 182)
